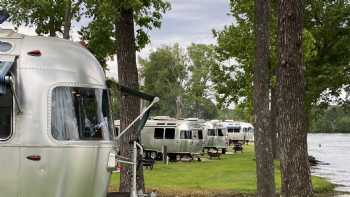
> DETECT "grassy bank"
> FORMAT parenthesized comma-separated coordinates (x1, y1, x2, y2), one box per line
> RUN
(110, 145, 334, 196)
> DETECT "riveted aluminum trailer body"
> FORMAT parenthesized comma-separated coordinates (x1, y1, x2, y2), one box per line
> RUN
(223, 120, 254, 144)
(203, 120, 227, 153)
(0, 29, 114, 197)
(115, 116, 204, 159)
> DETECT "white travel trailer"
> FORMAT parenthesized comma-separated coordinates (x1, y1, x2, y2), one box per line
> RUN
(223, 120, 254, 144)
(0, 29, 116, 197)
(203, 120, 227, 154)
(240, 122, 254, 142)
(115, 116, 204, 161)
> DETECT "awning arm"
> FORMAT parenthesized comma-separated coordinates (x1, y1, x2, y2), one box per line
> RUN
(6, 74, 22, 113)
(115, 96, 159, 141)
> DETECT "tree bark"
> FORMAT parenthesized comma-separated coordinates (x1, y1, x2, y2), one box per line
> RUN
(277, 0, 313, 196)
(254, 0, 276, 196)
(176, 96, 182, 119)
(49, 18, 56, 37)
(63, 0, 72, 39)
(271, 85, 279, 159)
(115, 8, 144, 193)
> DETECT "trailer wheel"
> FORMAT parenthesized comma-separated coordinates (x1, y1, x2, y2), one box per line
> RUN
(188, 154, 194, 161)
(168, 154, 176, 162)
(176, 154, 181, 161)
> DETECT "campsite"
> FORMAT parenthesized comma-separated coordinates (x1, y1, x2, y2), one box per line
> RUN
(0, 0, 349, 197)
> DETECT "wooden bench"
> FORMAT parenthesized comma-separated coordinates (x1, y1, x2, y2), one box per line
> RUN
(142, 159, 155, 170)
(233, 143, 243, 153)
(208, 150, 221, 159)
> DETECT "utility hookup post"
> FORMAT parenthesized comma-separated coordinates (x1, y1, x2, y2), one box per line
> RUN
(162, 145, 167, 164)
(130, 141, 137, 197)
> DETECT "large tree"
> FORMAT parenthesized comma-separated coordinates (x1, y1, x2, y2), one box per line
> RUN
(1, 0, 84, 38)
(213, 0, 350, 123)
(114, 1, 170, 193)
(82, 0, 170, 192)
(115, 4, 143, 192)
(140, 44, 187, 117)
(277, 0, 313, 196)
(185, 44, 219, 119)
(140, 44, 220, 119)
(253, 0, 275, 196)
(212, 0, 350, 162)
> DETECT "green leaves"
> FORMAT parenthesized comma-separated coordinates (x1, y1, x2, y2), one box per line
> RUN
(80, 0, 170, 66)
(213, 0, 350, 118)
(311, 106, 350, 133)
(1, 0, 84, 37)
(140, 44, 187, 117)
(140, 44, 220, 119)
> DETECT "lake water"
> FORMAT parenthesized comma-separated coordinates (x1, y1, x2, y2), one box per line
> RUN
(308, 133, 350, 194)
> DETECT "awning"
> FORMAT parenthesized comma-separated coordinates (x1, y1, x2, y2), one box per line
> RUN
(0, 55, 15, 95)
(117, 83, 156, 102)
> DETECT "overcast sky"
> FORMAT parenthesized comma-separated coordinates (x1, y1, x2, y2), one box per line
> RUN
(140, 0, 232, 54)
(1, 0, 233, 79)
(109, 0, 233, 78)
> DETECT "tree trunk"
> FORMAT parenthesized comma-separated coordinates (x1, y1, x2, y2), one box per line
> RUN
(271, 85, 279, 159)
(115, 8, 144, 193)
(277, 0, 313, 196)
(63, 0, 72, 40)
(254, 0, 276, 196)
(49, 18, 56, 37)
(176, 96, 182, 119)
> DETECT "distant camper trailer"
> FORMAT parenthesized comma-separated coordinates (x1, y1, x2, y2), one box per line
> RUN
(203, 120, 227, 154)
(114, 116, 204, 161)
(223, 120, 254, 144)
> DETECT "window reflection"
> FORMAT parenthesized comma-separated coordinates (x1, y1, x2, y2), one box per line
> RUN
(51, 87, 112, 141)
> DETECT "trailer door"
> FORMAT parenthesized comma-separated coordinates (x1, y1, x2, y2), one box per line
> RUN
(163, 128, 176, 153)
(192, 129, 203, 153)
(179, 130, 191, 153)
(0, 56, 19, 197)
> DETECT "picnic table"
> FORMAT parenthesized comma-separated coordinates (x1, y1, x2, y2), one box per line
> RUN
(208, 149, 221, 159)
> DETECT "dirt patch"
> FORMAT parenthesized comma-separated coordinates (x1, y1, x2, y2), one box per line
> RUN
(145, 188, 254, 197)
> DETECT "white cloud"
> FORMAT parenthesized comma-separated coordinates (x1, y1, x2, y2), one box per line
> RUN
(1, 1, 233, 83)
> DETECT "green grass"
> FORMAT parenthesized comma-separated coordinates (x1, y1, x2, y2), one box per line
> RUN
(110, 145, 334, 196)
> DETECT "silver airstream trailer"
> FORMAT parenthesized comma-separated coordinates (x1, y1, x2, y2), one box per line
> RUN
(223, 120, 254, 144)
(115, 116, 204, 161)
(240, 122, 254, 142)
(203, 120, 227, 154)
(0, 29, 116, 197)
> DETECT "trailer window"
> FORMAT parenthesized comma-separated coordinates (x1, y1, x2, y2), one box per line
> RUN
(218, 129, 224, 136)
(51, 87, 112, 141)
(180, 130, 192, 139)
(154, 128, 164, 139)
(0, 90, 12, 140)
(164, 128, 175, 139)
(234, 127, 241, 133)
(208, 129, 216, 136)
(198, 130, 203, 139)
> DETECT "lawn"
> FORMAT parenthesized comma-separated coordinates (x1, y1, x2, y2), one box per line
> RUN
(110, 145, 335, 196)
